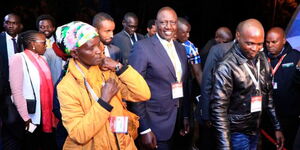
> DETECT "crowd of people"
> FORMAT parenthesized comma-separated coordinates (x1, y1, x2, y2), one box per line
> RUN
(0, 5, 299, 150)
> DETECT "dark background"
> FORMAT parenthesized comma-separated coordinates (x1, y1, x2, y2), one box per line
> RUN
(0, 0, 299, 48)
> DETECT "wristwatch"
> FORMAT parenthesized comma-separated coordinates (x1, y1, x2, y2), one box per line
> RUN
(115, 63, 122, 72)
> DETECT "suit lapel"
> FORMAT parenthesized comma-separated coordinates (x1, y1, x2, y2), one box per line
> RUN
(174, 41, 187, 81)
(151, 36, 177, 80)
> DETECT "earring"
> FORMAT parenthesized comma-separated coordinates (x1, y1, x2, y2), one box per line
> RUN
(33, 46, 35, 50)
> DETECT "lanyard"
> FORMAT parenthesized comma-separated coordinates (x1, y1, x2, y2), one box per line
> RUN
(268, 54, 287, 76)
(243, 59, 260, 91)
(74, 61, 104, 102)
(124, 31, 137, 46)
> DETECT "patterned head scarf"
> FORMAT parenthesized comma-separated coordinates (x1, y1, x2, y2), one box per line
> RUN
(55, 21, 99, 55)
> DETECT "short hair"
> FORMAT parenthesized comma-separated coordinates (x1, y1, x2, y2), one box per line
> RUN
(147, 19, 155, 29)
(36, 14, 56, 29)
(123, 12, 138, 22)
(18, 30, 40, 50)
(4, 13, 22, 23)
(92, 12, 114, 28)
(177, 17, 191, 28)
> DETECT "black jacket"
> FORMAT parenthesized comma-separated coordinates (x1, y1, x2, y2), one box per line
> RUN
(266, 42, 300, 117)
(211, 43, 281, 149)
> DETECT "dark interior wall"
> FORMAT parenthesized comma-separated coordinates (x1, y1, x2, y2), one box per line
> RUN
(0, 0, 298, 49)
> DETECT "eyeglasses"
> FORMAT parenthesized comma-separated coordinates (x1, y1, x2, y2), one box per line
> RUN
(34, 40, 46, 45)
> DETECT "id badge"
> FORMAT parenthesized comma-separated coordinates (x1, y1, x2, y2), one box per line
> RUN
(250, 96, 262, 113)
(172, 82, 183, 99)
(109, 116, 128, 133)
(273, 82, 278, 89)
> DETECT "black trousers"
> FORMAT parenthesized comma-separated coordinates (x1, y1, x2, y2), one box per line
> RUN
(1, 123, 24, 150)
(294, 124, 300, 150)
(23, 126, 57, 150)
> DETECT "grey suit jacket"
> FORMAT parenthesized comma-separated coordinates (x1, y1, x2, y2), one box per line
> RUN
(112, 30, 144, 65)
(129, 35, 188, 141)
(107, 44, 121, 62)
(197, 41, 234, 121)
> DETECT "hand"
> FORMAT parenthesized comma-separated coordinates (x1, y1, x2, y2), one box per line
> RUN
(275, 131, 284, 150)
(179, 118, 190, 136)
(141, 131, 157, 150)
(100, 57, 122, 71)
(101, 78, 119, 103)
(25, 119, 32, 131)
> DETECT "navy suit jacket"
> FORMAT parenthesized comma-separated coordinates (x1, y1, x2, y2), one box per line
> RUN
(0, 32, 11, 95)
(112, 30, 144, 65)
(129, 35, 188, 141)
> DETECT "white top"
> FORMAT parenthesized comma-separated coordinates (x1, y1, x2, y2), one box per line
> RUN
(5, 32, 18, 59)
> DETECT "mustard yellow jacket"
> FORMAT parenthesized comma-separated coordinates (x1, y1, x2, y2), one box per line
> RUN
(57, 59, 150, 150)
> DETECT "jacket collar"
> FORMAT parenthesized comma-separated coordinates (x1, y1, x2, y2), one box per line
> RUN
(232, 42, 264, 65)
(266, 41, 292, 59)
(68, 58, 105, 86)
(232, 42, 248, 65)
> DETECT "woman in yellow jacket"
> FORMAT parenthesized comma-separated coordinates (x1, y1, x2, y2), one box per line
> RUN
(55, 21, 151, 150)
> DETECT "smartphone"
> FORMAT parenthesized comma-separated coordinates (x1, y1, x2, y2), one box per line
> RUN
(27, 123, 37, 133)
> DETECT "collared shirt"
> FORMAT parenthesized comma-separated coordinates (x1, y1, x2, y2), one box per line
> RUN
(5, 32, 18, 59)
(124, 31, 137, 46)
(104, 45, 111, 58)
(182, 40, 201, 64)
(156, 33, 182, 81)
(46, 36, 55, 49)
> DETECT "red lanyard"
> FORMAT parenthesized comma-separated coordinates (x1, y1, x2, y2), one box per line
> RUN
(268, 54, 287, 75)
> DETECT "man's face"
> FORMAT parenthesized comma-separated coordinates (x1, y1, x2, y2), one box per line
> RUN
(156, 9, 178, 41)
(72, 36, 105, 68)
(236, 27, 264, 59)
(265, 31, 286, 56)
(97, 20, 115, 45)
(123, 17, 138, 35)
(3, 15, 22, 37)
(38, 19, 55, 39)
(147, 25, 157, 37)
(177, 23, 190, 43)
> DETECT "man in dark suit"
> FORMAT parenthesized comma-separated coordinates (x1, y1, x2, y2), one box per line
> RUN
(0, 13, 23, 150)
(112, 12, 144, 65)
(93, 12, 121, 62)
(129, 7, 189, 150)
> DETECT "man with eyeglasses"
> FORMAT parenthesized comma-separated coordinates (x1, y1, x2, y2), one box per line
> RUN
(129, 7, 189, 150)
(0, 13, 23, 150)
(112, 12, 144, 65)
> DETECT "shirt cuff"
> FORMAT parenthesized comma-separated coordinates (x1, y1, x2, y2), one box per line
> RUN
(116, 65, 128, 76)
(97, 98, 113, 112)
(140, 128, 151, 135)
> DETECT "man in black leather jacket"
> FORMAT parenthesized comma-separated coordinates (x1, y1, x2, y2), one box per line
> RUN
(210, 19, 284, 150)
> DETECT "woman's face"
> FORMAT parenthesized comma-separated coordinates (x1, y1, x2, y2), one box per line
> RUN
(72, 36, 105, 69)
(32, 33, 47, 55)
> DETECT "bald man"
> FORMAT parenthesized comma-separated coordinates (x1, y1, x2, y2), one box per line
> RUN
(129, 7, 189, 150)
(200, 26, 233, 68)
(215, 27, 233, 43)
(210, 19, 284, 150)
(264, 27, 300, 150)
